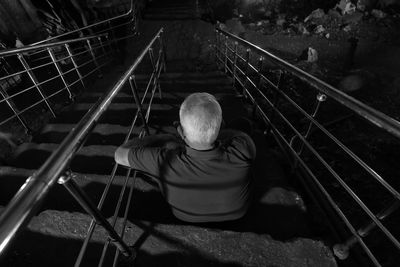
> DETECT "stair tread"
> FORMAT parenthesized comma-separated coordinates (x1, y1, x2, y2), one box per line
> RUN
(0, 166, 155, 190)
(13, 143, 117, 158)
(70, 102, 174, 111)
(14, 209, 336, 267)
(40, 123, 176, 135)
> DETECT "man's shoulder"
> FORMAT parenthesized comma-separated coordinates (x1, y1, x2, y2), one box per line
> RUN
(218, 129, 256, 159)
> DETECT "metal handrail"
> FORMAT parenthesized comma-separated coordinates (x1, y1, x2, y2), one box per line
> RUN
(0, 28, 165, 259)
(216, 28, 400, 140)
(30, 0, 135, 46)
(215, 27, 400, 266)
(0, 34, 107, 57)
(0, 0, 139, 133)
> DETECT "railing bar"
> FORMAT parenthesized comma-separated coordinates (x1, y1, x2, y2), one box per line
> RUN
(0, 34, 109, 57)
(48, 48, 73, 99)
(256, 105, 382, 266)
(275, 88, 400, 200)
(259, 86, 400, 250)
(75, 52, 154, 264)
(217, 28, 400, 139)
(0, 73, 63, 104)
(76, 109, 141, 266)
(30, 2, 133, 46)
(238, 80, 381, 265)
(0, 27, 162, 260)
(233, 56, 400, 251)
(0, 69, 28, 82)
(219, 28, 392, 265)
(0, 85, 36, 104)
(112, 172, 137, 267)
(98, 168, 132, 267)
(58, 174, 131, 257)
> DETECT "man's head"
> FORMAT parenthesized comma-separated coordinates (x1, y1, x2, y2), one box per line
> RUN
(178, 93, 222, 150)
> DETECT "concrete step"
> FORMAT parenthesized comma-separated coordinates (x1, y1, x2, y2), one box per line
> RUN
(2, 208, 337, 267)
(11, 143, 119, 175)
(0, 166, 158, 215)
(34, 123, 176, 144)
(79, 91, 235, 104)
(52, 103, 179, 125)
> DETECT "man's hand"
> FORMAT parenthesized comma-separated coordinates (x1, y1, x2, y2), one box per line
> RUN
(115, 146, 130, 167)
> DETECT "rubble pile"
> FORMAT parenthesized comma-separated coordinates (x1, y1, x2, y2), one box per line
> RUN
(219, 0, 400, 43)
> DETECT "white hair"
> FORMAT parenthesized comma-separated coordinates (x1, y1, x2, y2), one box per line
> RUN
(179, 93, 222, 145)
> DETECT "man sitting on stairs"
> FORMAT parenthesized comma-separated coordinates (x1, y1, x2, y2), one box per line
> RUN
(114, 92, 256, 223)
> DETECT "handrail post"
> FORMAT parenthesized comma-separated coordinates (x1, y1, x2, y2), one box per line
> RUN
(65, 44, 86, 90)
(158, 32, 167, 73)
(264, 70, 284, 137)
(148, 48, 155, 71)
(334, 199, 400, 260)
(224, 36, 228, 73)
(257, 56, 264, 88)
(296, 93, 327, 154)
(97, 36, 107, 55)
(18, 53, 56, 118)
(47, 48, 74, 101)
(232, 41, 238, 89)
(105, 34, 114, 54)
(215, 30, 220, 64)
(57, 172, 132, 257)
(129, 75, 150, 135)
(243, 48, 251, 97)
(86, 39, 103, 78)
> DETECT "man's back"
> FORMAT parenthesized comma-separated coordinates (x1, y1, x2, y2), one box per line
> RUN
(126, 130, 256, 222)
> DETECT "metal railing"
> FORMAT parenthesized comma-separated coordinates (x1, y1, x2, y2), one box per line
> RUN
(0, 0, 139, 133)
(0, 27, 166, 266)
(215, 27, 400, 266)
(31, 0, 138, 46)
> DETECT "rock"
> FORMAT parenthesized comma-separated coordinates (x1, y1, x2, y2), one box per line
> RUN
(336, 0, 356, 15)
(315, 25, 326, 34)
(15, 38, 24, 48)
(293, 23, 310, 35)
(325, 33, 331, 38)
(296, 47, 318, 63)
(276, 17, 286, 26)
(371, 9, 387, 19)
(304, 8, 325, 23)
(307, 47, 318, 62)
(275, 13, 287, 26)
(343, 25, 352, 32)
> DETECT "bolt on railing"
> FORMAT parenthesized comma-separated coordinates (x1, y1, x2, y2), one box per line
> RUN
(215, 27, 400, 266)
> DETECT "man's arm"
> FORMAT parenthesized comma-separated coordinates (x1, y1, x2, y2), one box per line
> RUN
(114, 134, 181, 168)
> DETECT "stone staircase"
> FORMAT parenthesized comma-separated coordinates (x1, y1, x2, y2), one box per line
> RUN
(0, 0, 338, 266)
(0, 68, 337, 267)
(143, 0, 200, 20)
